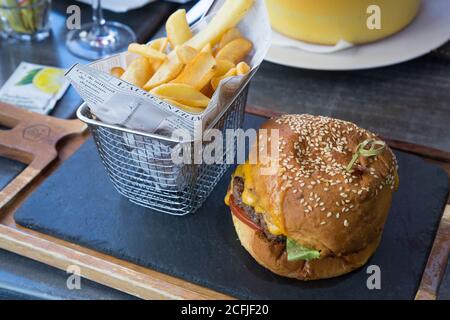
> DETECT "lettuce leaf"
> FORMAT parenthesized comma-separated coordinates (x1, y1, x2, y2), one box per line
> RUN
(286, 238, 320, 261)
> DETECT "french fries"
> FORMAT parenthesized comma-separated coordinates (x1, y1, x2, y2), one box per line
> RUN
(176, 45, 198, 64)
(215, 38, 252, 64)
(120, 57, 153, 88)
(219, 28, 242, 49)
(201, 43, 212, 54)
(166, 9, 192, 48)
(112, 0, 254, 113)
(186, 0, 254, 50)
(163, 99, 205, 114)
(147, 37, 169, 70)
(110, 67, 125, 78)
(172, 51, 217, 90)
(149, 37, 169, 52)
(143, 52, 184, 90)
(215, 59, 235, 77)
(236, 61, 251, 75)
(211, 67, 237, 90)
(128, 43, 167, 61)
(151, 83, 210, 108)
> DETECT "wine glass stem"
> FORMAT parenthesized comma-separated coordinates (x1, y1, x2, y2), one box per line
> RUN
(91, 0, 109, 37)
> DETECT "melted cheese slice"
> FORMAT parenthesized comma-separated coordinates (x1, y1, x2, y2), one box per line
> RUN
(226, 163, 286, 236)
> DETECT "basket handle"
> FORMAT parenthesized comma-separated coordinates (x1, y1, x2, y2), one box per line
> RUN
(0, 102, 87, 209)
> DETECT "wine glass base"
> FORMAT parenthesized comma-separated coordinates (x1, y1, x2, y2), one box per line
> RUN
(66, 21, 136, 60)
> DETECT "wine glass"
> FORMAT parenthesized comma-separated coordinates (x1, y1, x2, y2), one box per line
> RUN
(66, 0, 136, 60)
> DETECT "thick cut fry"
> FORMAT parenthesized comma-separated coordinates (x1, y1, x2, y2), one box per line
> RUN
(149, 37, 169, 52)
(201, 43, 212, 54)
(215, 59, 235, 77)
(215, 38, 252, 64)
(110, 67, 125, 78)
(121, 57, 153, 88)
(185, 0, 254, 50)
(236, 61, 251, 75)
(166, 9, 192, 48)
(148, 58, 163, 73)
(144, 51, 184, 90)
(145, 38, 169, 70)
(176, 45, 198, 64)
(219, 28, 242, 49)
(164, 99, 205, 114)
(128, 43, 167, 60)
(172, 51, 217, 90)
(211, 67, 237, 90)
(151, 83, 210, 108)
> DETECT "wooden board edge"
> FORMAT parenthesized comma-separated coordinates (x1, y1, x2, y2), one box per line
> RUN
(416, 204, 450, 300)
(0, 224, 233, 300)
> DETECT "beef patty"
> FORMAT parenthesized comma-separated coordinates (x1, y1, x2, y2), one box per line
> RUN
(232, 176, 286, 243)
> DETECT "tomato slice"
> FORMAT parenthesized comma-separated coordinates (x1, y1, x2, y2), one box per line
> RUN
(229, 195, 263, 232)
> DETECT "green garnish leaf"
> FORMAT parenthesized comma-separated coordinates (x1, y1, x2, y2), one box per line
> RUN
(16, 68, 42, 86)
(286, 238, 320, 261)
(346, 139, 386, 172)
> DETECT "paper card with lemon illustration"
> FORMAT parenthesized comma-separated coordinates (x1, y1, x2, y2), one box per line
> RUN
(0, 62, 70, 114)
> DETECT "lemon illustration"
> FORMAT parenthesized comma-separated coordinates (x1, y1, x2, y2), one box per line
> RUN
(32, 68, 65, 94)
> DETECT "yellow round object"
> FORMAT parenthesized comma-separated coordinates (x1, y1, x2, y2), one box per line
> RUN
(32, 68, 65, 94)
(266, 0, 421, 45)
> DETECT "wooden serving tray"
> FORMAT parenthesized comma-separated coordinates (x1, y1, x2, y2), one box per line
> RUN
(0, 104, 448, 300)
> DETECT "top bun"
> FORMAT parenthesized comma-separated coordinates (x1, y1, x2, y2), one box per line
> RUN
(242, 114, 398, 257)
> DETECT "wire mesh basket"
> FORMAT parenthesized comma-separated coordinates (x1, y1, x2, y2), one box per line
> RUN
(77, 84, 249, 215)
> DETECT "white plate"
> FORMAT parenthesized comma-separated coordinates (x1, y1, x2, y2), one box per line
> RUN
(75, 0, 156, 13)
(265, 0, 450, 70)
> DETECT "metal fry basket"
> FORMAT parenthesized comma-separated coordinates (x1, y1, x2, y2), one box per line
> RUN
(77, 83, 250, 216)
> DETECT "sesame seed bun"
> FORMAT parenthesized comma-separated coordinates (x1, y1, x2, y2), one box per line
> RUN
(228, 114, 398, 280)
(232, 215, 382, 280)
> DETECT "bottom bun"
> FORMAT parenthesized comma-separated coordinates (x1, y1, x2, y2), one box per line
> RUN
(232, 215, 381, 280)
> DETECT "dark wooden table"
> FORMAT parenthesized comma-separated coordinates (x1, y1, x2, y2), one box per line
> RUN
(249, 55, 450, 152)
(0, 0, 449, 300)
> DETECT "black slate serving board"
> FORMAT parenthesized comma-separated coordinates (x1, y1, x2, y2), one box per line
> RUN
(14, 115, 449, 299)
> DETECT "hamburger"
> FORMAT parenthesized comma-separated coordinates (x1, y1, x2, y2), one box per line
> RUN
(225, 114, 398, 280)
